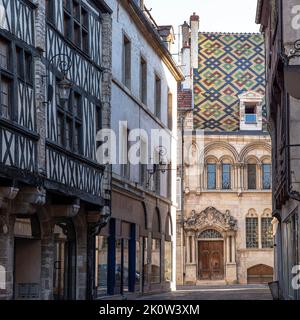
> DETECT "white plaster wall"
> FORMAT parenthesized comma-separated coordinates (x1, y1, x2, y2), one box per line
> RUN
(107, 0, 178, 202)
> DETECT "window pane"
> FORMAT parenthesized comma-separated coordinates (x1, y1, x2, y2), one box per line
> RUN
(0, 37, 9, 70)
(155, 76, 161, 118)
(140, 57, 147, 104)
(135, 240, 141, 292)
(123, 239, 129, 292)
(74, 124, 81, 153)
(73, 0, 80, 21)
(248, 164, 257, 189)
(25, 52, 32, 83)
(123, 36, 131, 88)
(0, 77, 11, 120)
(261, 218, 273, 248)
(57, 112, 64, 145)
(246, 217, 258, 248)
(73, 22, 81, 47)
(95, 236, 108, 296)
(115, 239, 122, 290)
(262, 164, 271, 189)
(222, 164, 231, 189)
(207, 164, 216, 189)
(65, 119, 72, 150)
(151, 239, 161, 284)
(73, 92, 81, 117)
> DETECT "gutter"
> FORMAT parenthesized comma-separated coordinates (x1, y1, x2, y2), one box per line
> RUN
(255, 0, 263, 24)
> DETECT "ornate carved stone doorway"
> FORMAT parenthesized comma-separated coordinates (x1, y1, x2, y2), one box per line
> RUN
(184, 207, 238, 284)
(198, 229, 224, 280)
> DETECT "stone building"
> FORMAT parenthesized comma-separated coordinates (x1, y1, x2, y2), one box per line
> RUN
(0, 0, 112, 300)
(256, 0, 300, 300)
(94, 0, 183, 297)
(177, 13, 274, 285)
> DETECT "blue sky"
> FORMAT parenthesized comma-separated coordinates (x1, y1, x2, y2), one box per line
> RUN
(145, 0, 260, 33)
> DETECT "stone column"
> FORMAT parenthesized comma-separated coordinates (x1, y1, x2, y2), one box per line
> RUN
(232, 236, 236, 263)
(39, 211, 54, 300)
(226, 236, 231, 263)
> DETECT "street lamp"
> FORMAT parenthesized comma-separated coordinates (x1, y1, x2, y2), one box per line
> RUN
(147, 146, 168, 175)
(43, 53, 73, 104)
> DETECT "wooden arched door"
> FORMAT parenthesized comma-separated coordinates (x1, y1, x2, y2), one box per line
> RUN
(247, 264, 273, 284)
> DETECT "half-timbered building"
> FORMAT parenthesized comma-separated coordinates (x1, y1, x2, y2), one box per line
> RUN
(0, 0, 112, 300)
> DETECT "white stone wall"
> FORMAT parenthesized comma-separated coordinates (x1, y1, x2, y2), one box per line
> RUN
(106, 0, 179, 290)
(179, 134, 274, 284)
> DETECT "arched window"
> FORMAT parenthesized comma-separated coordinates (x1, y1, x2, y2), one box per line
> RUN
(221, 162, 231, 190)
(261, 159, 271, 190)
(246, 210, 258, 248)
(261, 209, 273, 248)
(199, 229, 222, 239)
(206, 158, 217, 190)
(247, 158, 258, 190)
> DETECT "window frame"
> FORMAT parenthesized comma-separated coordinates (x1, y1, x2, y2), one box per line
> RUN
(140, 55, 147, 105)
(261, 217, 273, 248)
(56, 84, 83, 154)
(122, 33, 131, 89)
(221, 163, 231, 190)
(246, 217, 259, 248)
(154, 74, 161, 119)
(0, 34, 33, 124)
(262, 163, 271, 190)
(62, 0, 90, 55)
(207, 163, 217, 190)
(247, 163, 257, 190)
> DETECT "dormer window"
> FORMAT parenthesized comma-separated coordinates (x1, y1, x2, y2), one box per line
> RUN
(239, 91, 263, 131)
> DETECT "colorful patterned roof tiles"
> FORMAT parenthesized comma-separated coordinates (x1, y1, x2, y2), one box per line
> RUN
(193, 32, 266, 132)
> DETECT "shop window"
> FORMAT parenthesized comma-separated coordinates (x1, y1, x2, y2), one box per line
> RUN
(95, 236, 108, 296)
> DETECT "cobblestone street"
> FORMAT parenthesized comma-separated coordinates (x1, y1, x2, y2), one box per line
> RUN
(136, 285, 273, 300)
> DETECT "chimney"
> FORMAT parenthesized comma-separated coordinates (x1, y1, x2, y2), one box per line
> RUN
(190, 12, 199, 69)
(182, 21, 190, 48)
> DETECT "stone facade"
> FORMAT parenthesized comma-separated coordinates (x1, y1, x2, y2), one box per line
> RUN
(176, 13, 273, 286)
